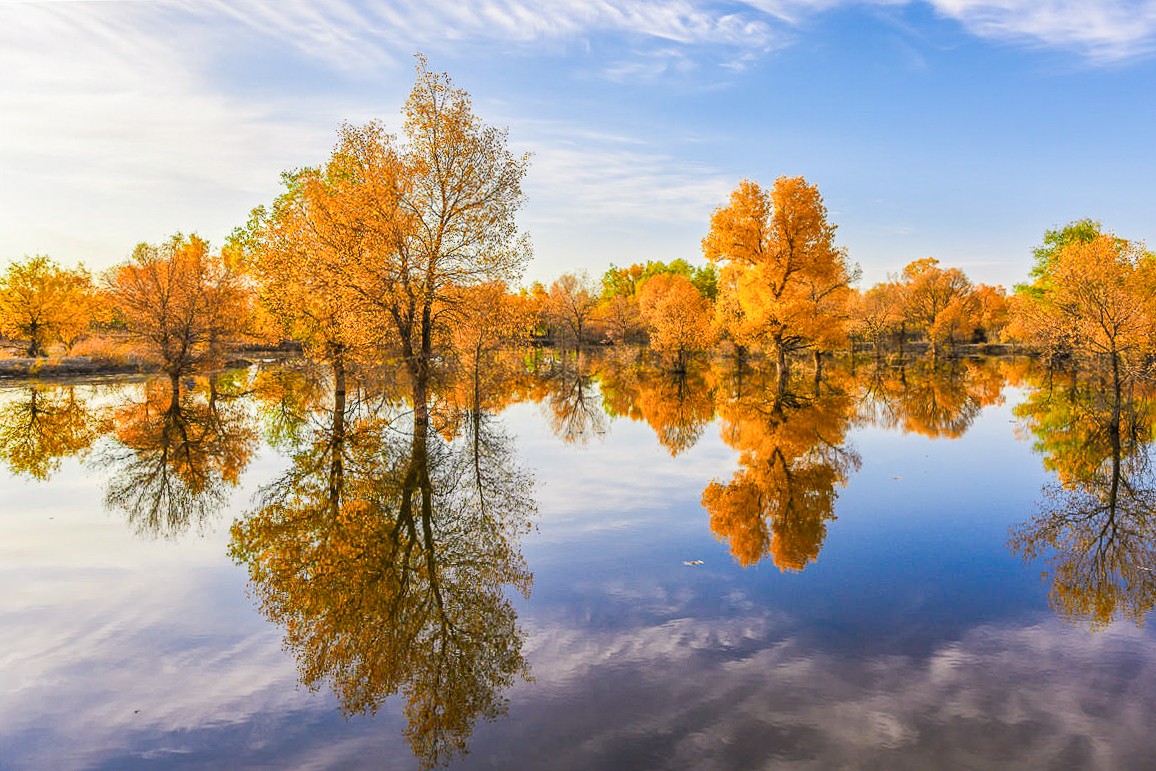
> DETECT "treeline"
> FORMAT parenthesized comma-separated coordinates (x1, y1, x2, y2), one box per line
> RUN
(1, 61, 1151, 389)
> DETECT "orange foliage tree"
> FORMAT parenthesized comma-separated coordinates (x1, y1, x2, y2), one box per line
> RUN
(703, 176, 857, 388)
(637, 273, 716, 371)
(1010, 232, 1156, 387)
(108, 234, 250, 390)
(899, 257, 977, 359)
(0, 255, 99, 356)
(245, 57, 530, 410)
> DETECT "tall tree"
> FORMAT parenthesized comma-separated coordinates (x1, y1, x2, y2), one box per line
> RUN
(547, 272, 598, 348)
(379, 57, 530, 393)
(1017, 218, 1106, 299)
(703, 176, 856, 389)
(245, 58, 529, 408)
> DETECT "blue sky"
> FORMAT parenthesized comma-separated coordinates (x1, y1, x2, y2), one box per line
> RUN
(2, 1, 1154, 288)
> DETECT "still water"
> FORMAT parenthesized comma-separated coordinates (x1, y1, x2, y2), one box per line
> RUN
(1, 355, 1154, 770)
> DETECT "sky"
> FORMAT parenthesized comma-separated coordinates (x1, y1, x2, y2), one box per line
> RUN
(1, 0, 1155, 289)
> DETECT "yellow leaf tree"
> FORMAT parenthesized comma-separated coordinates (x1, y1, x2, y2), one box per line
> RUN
(637, 272, 716, 372)
(703, 176, 857, 390)
(0, 255, 99, 356)
(900, 257, 977, 359)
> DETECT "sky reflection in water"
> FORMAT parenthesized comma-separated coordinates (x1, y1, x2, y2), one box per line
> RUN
(1, 355, 1155, 769)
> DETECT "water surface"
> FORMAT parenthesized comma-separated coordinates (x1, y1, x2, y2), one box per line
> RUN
(1, 356, 1154, 769)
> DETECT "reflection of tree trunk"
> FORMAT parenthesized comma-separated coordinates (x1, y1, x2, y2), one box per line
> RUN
(169, 370, 181, 399)
(329, 351, 346, 519)
(776, 346, 789, 394)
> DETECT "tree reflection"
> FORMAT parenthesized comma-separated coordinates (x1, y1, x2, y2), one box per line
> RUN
(538, 354, 607, 445)
(0, 384, 100, 479)
(594, 355, 715, 456)
(1011, 369, 1156, 628)
(702, 364, 861, 571)
(103, 377, 257, 539)
(858, 359, 1004, 438)
(230, 369, 534, 768)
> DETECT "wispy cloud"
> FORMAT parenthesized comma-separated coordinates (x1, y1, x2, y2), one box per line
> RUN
(193, 0, 788, 83)
(917, 0, 1156, 61)
(199, 0, 779, 71)
(193, 0, 1156, 80)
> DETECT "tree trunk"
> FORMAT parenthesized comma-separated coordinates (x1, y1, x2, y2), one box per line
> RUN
(775, 343, 789, 394)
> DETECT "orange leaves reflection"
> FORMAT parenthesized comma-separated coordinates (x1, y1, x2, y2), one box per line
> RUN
(103, 376, 258, 539)
(231, 367, 534, 768)
(0, 384, 99, 479)
(704, 365, 860, 571)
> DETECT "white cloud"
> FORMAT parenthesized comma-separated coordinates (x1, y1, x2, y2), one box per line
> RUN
(926, 0, 1156, 61)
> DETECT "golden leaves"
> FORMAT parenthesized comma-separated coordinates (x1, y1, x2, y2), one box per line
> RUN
(703, 176, 856, 370)
(0, 255, 99, 356)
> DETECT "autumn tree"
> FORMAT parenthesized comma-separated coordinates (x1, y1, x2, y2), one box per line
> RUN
(703, 176, 857, 389)
(0, 255, 99, 356)
(240, 157, 380, 386)
(637, 273, 716, 372)
(1016, 218, 1106, 300)
(244, 57, 530, 416)
(447, 281, 534, 413)
(596, 292, 644, 346)
(850, 282, 905, 361)
(1011, 231, 1156, 389)
(972, 283, 1010, 344)
(547, 272, 598, 348)
(601, 263, 646, 299)
(376, 57, 530, 394)
(108, 234, 250, 392)
(899, 258, 977, 359)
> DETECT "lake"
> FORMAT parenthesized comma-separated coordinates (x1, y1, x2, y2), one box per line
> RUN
(1, 353, 1154, 770)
